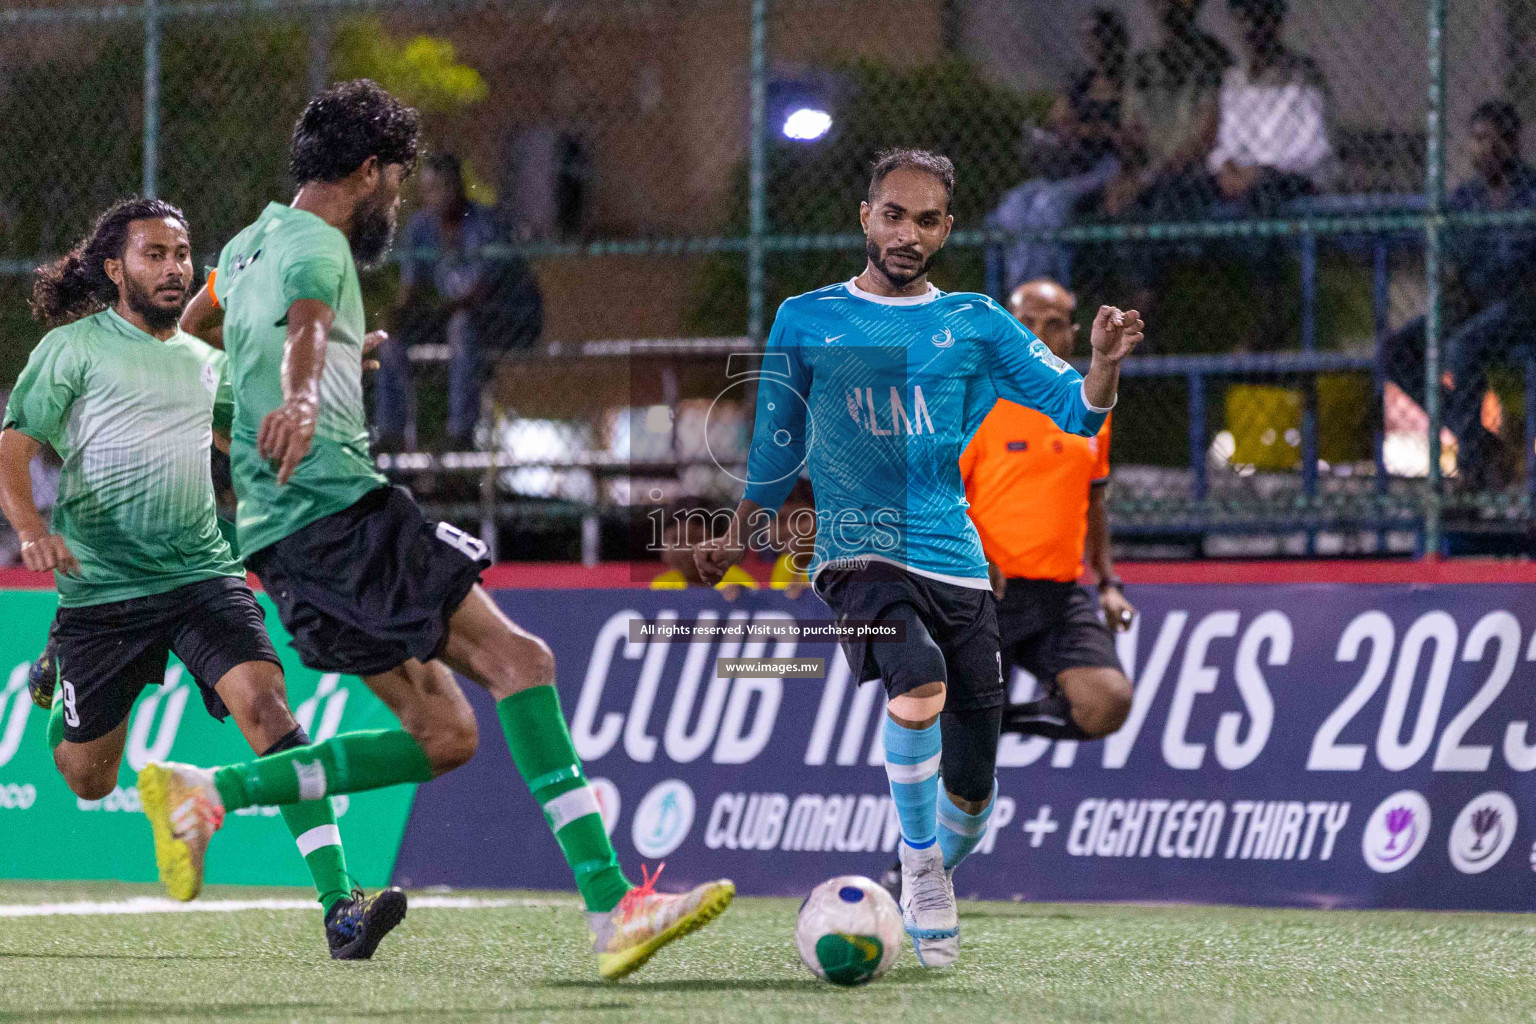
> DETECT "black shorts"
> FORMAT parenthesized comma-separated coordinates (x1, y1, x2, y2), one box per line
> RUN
(997, 579, 1123, 693)
(247, 486, 490, 676)
(813, 560, 1004, 712)
(52, 575, 280, 744)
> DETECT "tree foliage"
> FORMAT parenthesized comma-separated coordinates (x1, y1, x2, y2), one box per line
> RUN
(687, 58, 1051, 335)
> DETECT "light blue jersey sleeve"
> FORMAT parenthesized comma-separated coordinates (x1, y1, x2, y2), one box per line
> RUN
(741, 302, 812, 512)
(979, 299, 1108, 437)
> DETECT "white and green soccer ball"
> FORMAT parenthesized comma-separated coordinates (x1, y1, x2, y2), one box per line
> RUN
(795, 875, 904, 986)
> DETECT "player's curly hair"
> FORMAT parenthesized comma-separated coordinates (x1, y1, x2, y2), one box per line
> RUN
(289, 79, 420, 185)
(868, 149, 955, 209)
(29, 197, 188, 328)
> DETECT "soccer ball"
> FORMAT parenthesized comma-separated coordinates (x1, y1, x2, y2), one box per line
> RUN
(795, 875, 904, 986)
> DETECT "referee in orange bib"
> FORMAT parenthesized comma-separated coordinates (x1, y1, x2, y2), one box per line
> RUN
(880, 277, 1140, 901)
(963, 279, 1135, 741)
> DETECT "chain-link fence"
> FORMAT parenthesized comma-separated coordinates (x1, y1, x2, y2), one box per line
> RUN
(0, 0, 1532, 560)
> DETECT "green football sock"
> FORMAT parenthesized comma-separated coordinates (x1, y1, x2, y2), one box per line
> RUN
(213, 729, 433, 811)
(46, 698, 64, 749)
(280, 799, 351, 915)
(498, 685, 632, 914)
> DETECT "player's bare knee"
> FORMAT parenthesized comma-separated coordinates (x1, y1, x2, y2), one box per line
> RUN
(480, 634, 556, 700)
(1073, 672, 1133, 738)
(514, 634, 556, 691)
(888, 681, 946, 727)
(70, 776, 116, 801)
(420, 700, 479, 775)
(54, 755, 114, 801)
(246, 688, 299, 746)
(427, 696, 479, 776)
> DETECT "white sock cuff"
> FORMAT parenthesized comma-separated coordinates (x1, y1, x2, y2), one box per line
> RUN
(884, 751, 941, 785)
(544, 785, 601, 832)
(294, 760, 328, 801)
(295, 824, 342, 857)
(937, 780, 997, 837)
(937, 805, 989, 838)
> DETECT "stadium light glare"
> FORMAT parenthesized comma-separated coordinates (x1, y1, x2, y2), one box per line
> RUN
(782, 107, 832, 141)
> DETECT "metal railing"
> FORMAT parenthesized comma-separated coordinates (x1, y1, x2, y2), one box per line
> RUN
(1, 0, 1532, 556)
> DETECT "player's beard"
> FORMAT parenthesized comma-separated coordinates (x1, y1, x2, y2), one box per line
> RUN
(122, 273, 187, 332)
(349, 184, 399, 271)
(866, 238, 936, 289)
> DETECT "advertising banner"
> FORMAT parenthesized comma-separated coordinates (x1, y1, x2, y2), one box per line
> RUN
(9, 580, 1536, 912)
(394, 584, 1536, 911)
(0, 590, 414, 888)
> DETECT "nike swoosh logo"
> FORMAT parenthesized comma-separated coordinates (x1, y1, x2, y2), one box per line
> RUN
(824, 334, 844, 344)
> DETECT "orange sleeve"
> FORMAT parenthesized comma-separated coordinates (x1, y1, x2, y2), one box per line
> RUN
(206, 269, 220, 309)
(958, 424, 982, 489)
(1092, 413, 1112, 482)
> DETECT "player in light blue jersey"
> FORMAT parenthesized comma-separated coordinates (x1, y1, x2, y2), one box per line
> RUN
(698, 149, 1143, 966)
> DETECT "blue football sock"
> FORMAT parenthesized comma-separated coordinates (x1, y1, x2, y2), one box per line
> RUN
(937, 779, 996, 870)
(883, 716, 941, 848)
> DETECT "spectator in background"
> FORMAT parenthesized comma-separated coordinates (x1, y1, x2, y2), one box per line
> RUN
(1102, 0, 1231, 342)
(989, 9, 1130, 292)
(1383, 100, 1536, 489)
(1105, 0, 1231, 220)
(377, 153, 544, 453)
(1209, 0, 1330, 212)
(1209, 0, 1332, 350)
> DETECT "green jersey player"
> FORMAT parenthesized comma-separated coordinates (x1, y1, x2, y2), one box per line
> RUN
(0, 198, 405, 959)
(150, 80, 732, 980)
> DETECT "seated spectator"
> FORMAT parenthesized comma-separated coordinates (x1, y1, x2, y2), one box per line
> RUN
(1101, 0, 1231, 341)
(1207, 0, 1332, 350)
(651, 497, 758, 598)
(1209, 0, 1331, 212)
(377, 153, 544, 452)
(1382, 100, 1536, 489)
(1105, 0, 1231, 220)
(990, 9, 1129, 292)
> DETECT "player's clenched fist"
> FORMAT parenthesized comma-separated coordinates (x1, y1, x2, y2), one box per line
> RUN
(258, 395, 318, 485)
(694, 536, 745, 585)
(20, 532, 79, 575)
(1089, 306, 1145, 363)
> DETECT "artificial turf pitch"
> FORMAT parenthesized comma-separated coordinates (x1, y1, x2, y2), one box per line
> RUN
(1, 882, 1533, 1023)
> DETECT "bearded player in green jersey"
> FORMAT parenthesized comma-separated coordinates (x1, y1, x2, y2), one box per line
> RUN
(146, 80, 733, 981)
(0, 198, 406, 959)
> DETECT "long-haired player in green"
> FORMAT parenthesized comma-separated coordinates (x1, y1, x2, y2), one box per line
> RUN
(145, 80, 733, 980)
(0, 198, 405, 959)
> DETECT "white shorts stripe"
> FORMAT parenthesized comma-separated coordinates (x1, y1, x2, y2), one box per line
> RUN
(544, 785, 601, 832)
(883, 752, 941, 785)
(295, 824, 342, 857)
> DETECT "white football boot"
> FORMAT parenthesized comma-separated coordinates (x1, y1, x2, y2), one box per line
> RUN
(138, 761, 225, 902)
(586, 864, 735, 980)
(898, 840, 959, 967)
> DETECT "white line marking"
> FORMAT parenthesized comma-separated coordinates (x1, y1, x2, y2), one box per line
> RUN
(0, 895, 577, 918)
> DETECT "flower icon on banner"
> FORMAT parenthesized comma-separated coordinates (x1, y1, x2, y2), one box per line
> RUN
(1449, 792, 1517, 875)
(1383, 806, 1415, 852)
(1470, 807, 1500, 853)
(1362, 790, 1431, 874)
